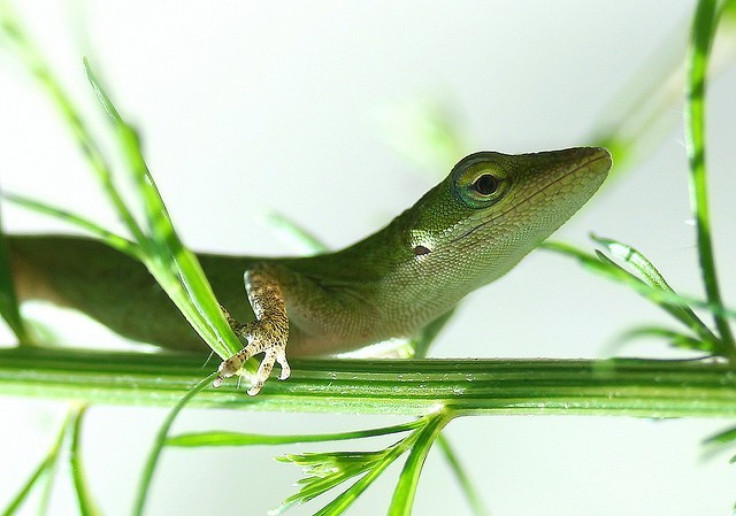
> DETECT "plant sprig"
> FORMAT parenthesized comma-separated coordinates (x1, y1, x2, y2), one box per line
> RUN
(272, 410, 452, 515)
(0, 5, 243, 364)
(2, 404, 97, 516)
(541, 239, 736, 347)
(0, 203, 27, 343)
(685, 0, 736, 349)
(132, 373, 218, 516)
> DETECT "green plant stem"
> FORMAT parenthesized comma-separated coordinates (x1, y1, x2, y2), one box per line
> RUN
(2, 405, 74, 516)
(389, 410, 450, 516)
(68, 404, 99, 516)
(436, 434, 490, 516)
(0, 205, 28, 344)
(0, 9, 146, 245)
(132, 372, 217, 516)
(316, 445, 402, 516)
(685, 0, 735, 348)
(167, 419, 426, 447)
(2, 347, 736, 417)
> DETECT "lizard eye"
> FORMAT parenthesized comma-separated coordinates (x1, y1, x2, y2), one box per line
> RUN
(450, 154, 510, 208)
(473, 174, 500, 195)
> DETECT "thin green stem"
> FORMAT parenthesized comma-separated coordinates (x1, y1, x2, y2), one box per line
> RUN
(541, 242, 736, 322)
(2, 193, 140, 259)
(389, 411, 451, 516)
(264, 211, 330, 254)
(2, 407, 74, 516)
(436, 434, 490, 516)
(132, 372, 218, 516)
(2, 455, 52, 515)
(167, 419, 426, 447)
(592, 235, 721, 348)
(315, 445, 403, 516)
(0, 11, 146, 245)
(3, 348, 736, 418)
(410, 309, 455, 359)
(0, 202, 28, 344)
(69, 404, 99, 516)
(685, 0, 735, 347)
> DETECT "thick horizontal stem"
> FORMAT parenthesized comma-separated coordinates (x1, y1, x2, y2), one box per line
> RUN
(1, 347, 736, 417)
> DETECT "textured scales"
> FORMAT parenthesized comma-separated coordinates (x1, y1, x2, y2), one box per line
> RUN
(8, 147, 612, 394)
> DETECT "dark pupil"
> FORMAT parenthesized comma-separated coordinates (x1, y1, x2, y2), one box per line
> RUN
(473, 174, 499, 195)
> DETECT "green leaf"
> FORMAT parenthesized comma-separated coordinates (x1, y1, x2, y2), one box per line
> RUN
(592, 235, 672, 290)
(0, 19, 146, 246)
(272, 413, 451, 516)
(167, 419, 424, 447)
(722, 0, 736, 22)
(410, 308, 455, 359)
(542, 241, 736, 323)
(82, 58, 243, 361)
(2, 407, 74, 516)
(703, 425, 736, 446)
(702, 424, 736, 464)
(436, 435, 490, 516)
(0, 203, 28, 342)
(616, 326, 711, 352)
(2, 192, 140, 259)
(544, 239, 736, 359)
(272, 420, 435, 515)
(264, 211, 329, 254)
(685, 0, 735, 347)
(388, 412, 448, 516)
(2, 456, 53, 516)
(83, 57, 123, 125)
(312, 452, 399, 516)
(3, 12, 245, 364)
(4, 24, 244, 362)
(132, 373, 217, 516)
(272, 449, 391, 514)
(69, 405, 100, 516)
(592, 235, 720, 352)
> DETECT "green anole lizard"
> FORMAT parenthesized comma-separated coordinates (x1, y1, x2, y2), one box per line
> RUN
(8, 147, 611, 394)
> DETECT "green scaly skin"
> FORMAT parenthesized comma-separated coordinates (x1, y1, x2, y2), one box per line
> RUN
(8, 147, 611, 391)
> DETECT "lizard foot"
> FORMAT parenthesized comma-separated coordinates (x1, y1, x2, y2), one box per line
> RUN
(213, 321, 291, 395)
(214, 266, 291, 394)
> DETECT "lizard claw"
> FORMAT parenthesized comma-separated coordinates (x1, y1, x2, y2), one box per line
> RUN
(245, 342, 291, 395)
(213, 348, 250, 388)
(212, 330, 290, 395)
(278, 351, 291, 380)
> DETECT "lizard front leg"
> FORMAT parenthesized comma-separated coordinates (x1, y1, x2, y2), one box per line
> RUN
(213, 264, 291, 395)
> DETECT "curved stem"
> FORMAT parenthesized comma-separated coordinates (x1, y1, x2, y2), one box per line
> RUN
(436, 434, 491, 516)
(69, 404, 99, 516)
(132, 372, 217, 516)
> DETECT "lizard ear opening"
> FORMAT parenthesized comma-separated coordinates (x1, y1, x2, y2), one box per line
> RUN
(413, 245, 431, 256)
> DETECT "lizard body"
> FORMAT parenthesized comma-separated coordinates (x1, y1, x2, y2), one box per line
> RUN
(8, 147, 611, 392)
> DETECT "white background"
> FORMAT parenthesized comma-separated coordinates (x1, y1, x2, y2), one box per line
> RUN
(2, 1, 736, 515)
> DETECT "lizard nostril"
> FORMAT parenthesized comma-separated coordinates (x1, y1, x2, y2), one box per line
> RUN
(413, 245, 431, 256)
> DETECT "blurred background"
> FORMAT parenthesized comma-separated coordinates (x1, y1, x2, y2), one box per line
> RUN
(2, 1, 736, 515)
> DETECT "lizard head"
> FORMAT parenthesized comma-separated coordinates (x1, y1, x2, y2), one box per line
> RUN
(404, 146, 611, 289)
